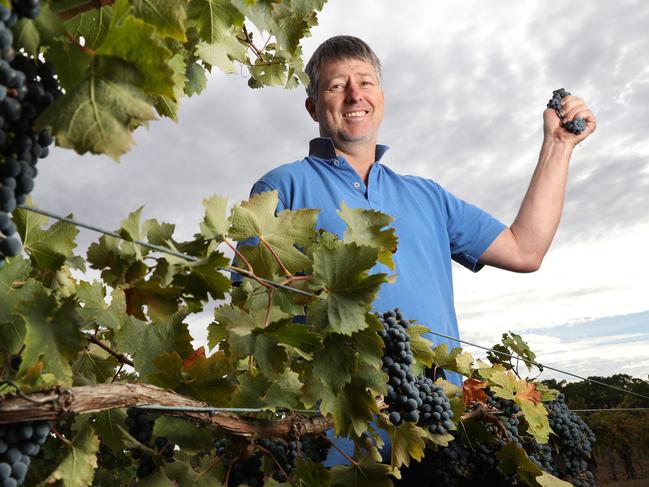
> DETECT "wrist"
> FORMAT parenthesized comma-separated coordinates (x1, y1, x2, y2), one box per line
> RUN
(542, 136, 576, 152)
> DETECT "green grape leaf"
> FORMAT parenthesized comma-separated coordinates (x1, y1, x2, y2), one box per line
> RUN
(266, 321, 322, 360)
(0, 258, 37, 352)
(294, 458, 332, 487)
(35, 57, 158, 160)
(338, 202, 398, 270)
(93, 409, 128, 453)
(96, 0, 175, 98)
(155, 53, 188, 120)
(312, 334, 357, 393)
(195, 37, 248, 74)
(488, 369, 552, 443)
(213, 304, 260, 336)
(115, 310, 193, 381)
(161, 460, 224, 487)
(133, 0, 188, 41)
(248, 57, 288, 88)
(319, 376, 379, 437)
(330, 454, 393, 487)
(229, 191, 318, 278)
(184, 61, 208, 96)
(72, 344, 119, 384)
(199, 194, 230, 241)
(308, 240, 385, 335)
(381, 419, 427, 471)
(45, 418, 100, 487)
(406, 324, 435, 375)
(135, 469, 176, 487)
(231, 372, 270, 408)
(13, 205, 78, 272)
(263, 369, 303, 410)
(496, 442, 543, 486)
(59, 3, 113, 49)
(187, 0, 244, 44)
(44, 37, 93, 93)
(536, 471, 573, 487)
(76, 281, 127, 331)
(16, 289, 85, 386)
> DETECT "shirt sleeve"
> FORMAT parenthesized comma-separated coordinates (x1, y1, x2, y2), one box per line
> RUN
(439, 185, 507, 272)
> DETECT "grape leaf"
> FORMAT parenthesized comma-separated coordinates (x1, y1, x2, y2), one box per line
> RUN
(265, 320, 322, 360)
(294, 458, 332, 487)
(263, 369, 303, 410)
(184, 61, 208, 96)
(161, 460, 224, 487)
(195, 37, 248, 74)
(115, 310, 193, 381)
(72, 344, 119, 384)
(44, 37, 93, 93)
(496, 442, 543, 486)
(155, 53, 189, 120)
(16, 288, 85, 386)
(338, 202, 398, 270)
(92, 409, 128, 453)
(330, 454, 393, 487)
(229, 191, 318, 278)
(132, 0, 188, 41)
(381, 419, 426, 471)
(76, 281, 127, 331)
(312, 334, 357, 393)
(536, 471, 573, 487)
(199, 194, 230, 241)
(488, 369, 552, 443)
(213, 304, 260, 336)
(0, 258, 37, 352)
(58, 3, 113, 49)
(45, 417, 100, 487)
(34, 58, 158, 160)
(187, 0, 244, 44)
(308, 240, 385, 335)
(405, 324, 435, 375)
(96, 0, 175, 98)
(13, 205, 79, 272)
(319, 376, 379, 437)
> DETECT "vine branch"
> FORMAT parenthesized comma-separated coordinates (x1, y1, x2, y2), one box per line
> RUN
(86, 335, 134, 367)
(0, 383, 333, 440)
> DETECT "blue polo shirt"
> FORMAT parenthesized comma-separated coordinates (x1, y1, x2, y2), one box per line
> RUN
(249, 137, 506, 464)
(251, 138, 506, 369)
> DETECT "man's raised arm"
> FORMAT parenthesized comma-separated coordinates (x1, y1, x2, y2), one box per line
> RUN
(479, 95, 597, 272)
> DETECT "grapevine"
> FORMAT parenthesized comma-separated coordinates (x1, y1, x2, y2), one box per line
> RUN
(0, 0, 58, 265)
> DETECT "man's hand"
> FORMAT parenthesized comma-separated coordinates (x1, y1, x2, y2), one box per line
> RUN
(543, 95, 597, 146)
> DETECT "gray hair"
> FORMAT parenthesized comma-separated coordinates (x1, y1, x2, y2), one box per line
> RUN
(305, 35, 382, 102)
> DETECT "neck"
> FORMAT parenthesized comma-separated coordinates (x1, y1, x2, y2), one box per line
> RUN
(335, 143, 376, 184)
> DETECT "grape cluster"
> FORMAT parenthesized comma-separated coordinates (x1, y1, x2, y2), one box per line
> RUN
(547, 88, 587, 134)
(125, 408, 175, 478)
(214, 434, 330, 486)
(0, 0, 59, 266)
(547, 394, 596, 487)
(0, 421, 50, 486)
(378, 308, 454, 433)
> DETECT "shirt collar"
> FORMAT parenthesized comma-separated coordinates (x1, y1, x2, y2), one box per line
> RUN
(308, 137, 390, 162)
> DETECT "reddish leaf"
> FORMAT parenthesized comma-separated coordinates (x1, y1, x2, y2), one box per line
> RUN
(463, 378, 488, 406)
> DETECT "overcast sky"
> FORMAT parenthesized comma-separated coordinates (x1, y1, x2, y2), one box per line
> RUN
(34, 0, 649, 381)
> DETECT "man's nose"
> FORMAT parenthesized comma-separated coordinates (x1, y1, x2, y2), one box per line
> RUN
(345, 82, 362, 103)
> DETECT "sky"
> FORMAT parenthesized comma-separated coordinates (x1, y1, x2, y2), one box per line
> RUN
(32, 0, 649, 382)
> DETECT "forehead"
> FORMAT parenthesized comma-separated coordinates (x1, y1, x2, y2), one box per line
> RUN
(318, 57, 378, 81)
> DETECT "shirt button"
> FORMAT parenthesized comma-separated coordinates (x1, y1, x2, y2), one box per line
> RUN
(353, 182, 361, 189)
(333, 160, 339, 166)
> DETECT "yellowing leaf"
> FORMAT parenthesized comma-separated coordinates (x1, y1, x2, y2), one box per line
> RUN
(46, 420, 100, 487)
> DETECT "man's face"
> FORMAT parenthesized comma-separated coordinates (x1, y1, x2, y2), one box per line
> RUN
(306, 57, 384, 151)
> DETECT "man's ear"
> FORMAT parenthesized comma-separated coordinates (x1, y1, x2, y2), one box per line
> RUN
(305, 97, 318, 122)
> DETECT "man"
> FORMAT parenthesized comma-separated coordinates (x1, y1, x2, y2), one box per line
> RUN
(248, 35, 595, 463)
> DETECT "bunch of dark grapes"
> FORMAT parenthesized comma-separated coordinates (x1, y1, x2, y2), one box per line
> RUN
(546, 394, 596, 487)
(0, 0, 59, 266)
(125, 408, 175, 478)
(547, 88, 587, 134)
(214, 435, 328, 486)
(0, 421, 51, 486)
(378, 308, 454, 434)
